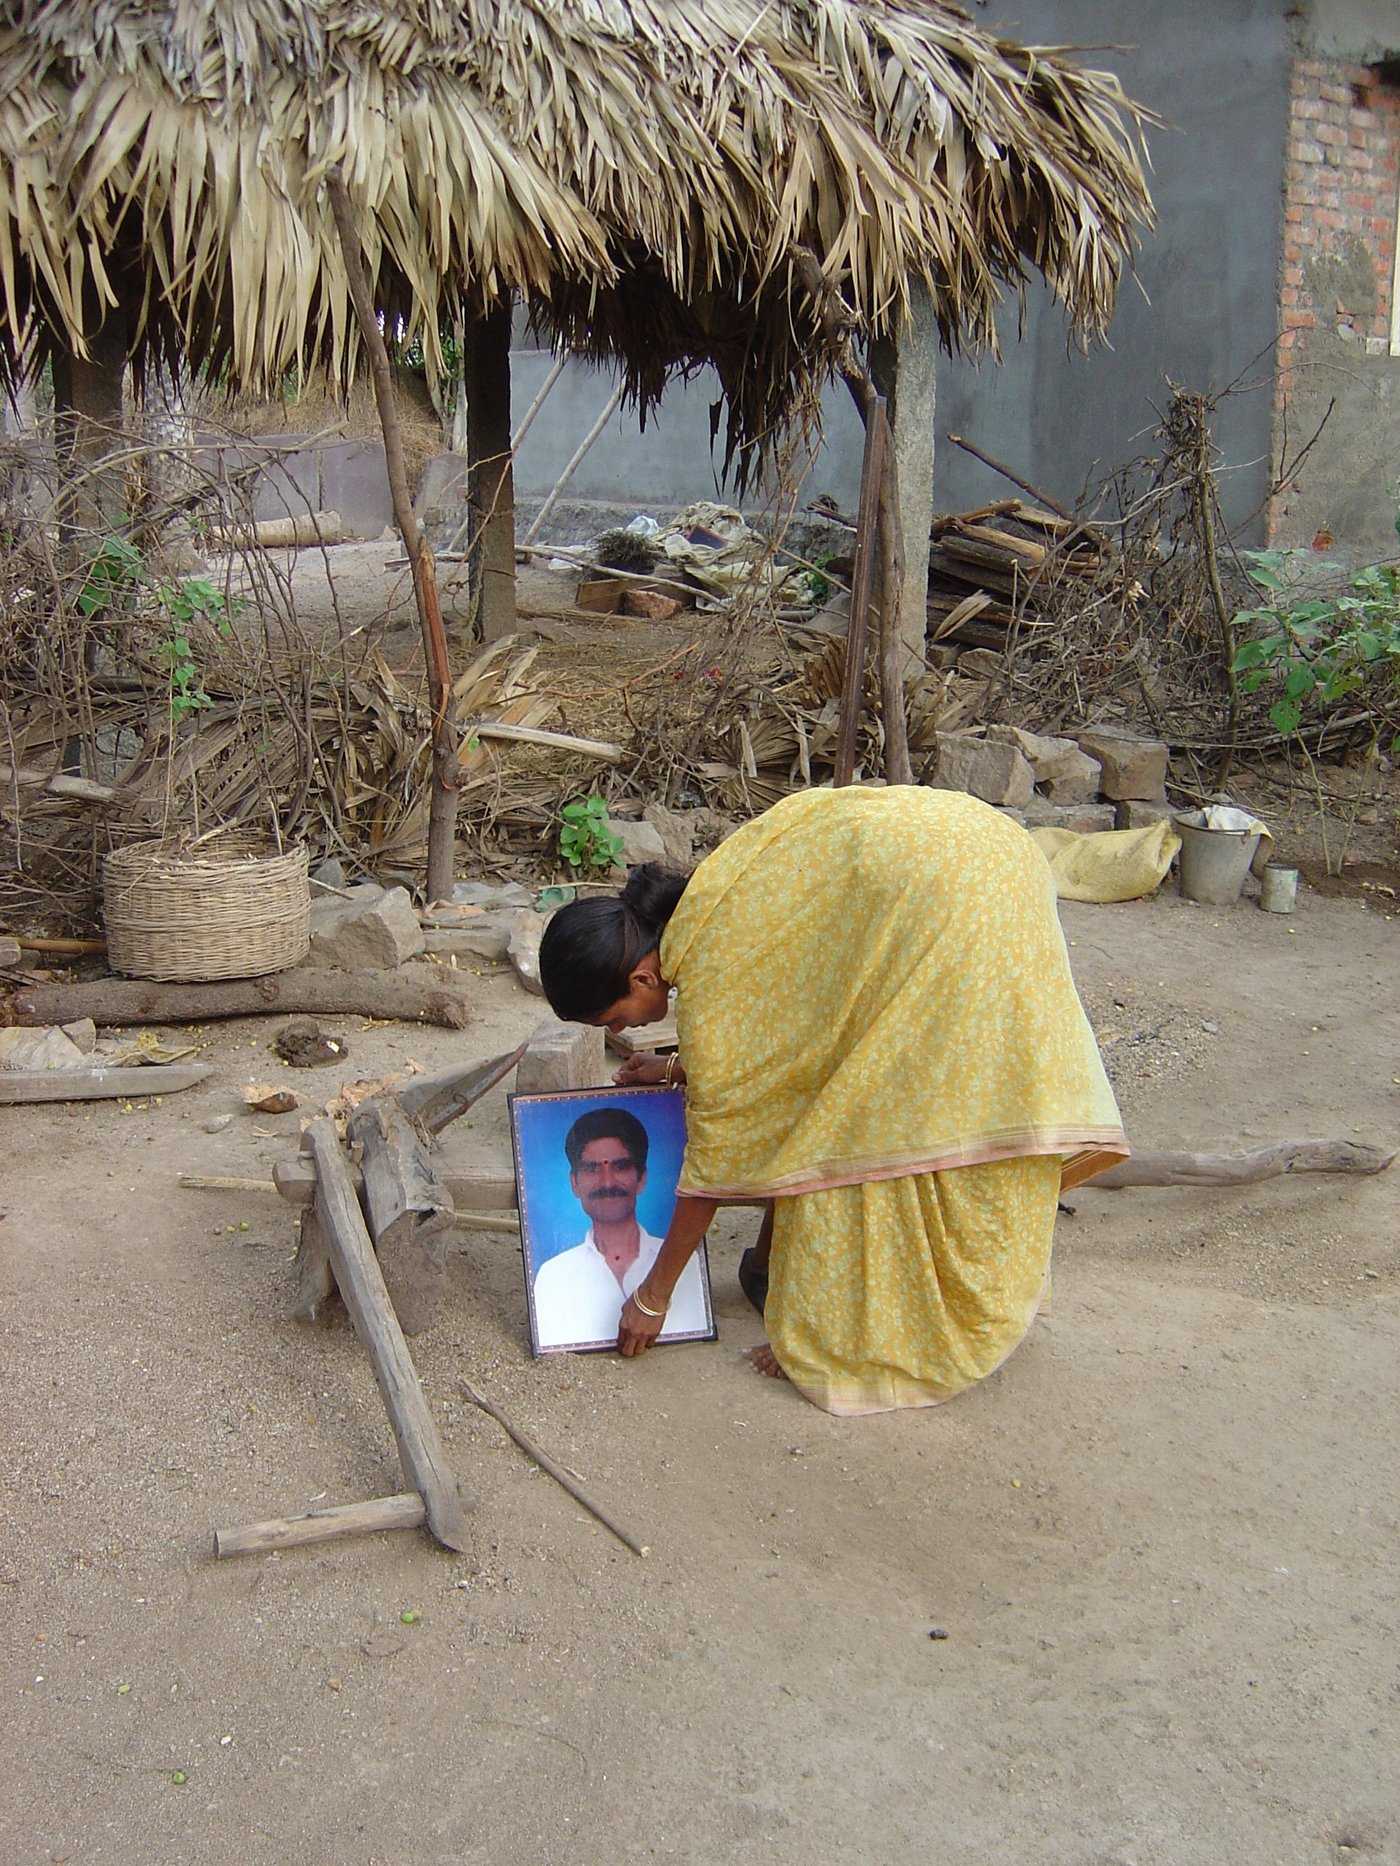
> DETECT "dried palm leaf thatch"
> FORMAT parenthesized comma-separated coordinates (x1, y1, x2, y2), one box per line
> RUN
(0, 2, 1154, 484)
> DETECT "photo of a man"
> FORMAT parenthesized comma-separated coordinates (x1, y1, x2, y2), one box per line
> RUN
(513, 1093, 713, 1354)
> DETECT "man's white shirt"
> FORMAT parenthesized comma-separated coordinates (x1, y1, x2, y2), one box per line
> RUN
(532, 1225, 710, 1348)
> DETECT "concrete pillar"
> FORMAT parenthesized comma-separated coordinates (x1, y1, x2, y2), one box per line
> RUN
(871, 277, 939, 668)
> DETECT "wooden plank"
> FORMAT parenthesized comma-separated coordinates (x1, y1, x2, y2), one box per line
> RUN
(303, 1117, 471, 1551)
(0, 1063, 212, 1103)
(213, 1491, 426, 1559)
(275, 1156, 519, 1212)
(604, 1014, 679, 1058)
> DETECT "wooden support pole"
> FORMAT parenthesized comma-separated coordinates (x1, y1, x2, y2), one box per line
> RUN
(325, 169, 458, 904)
(214, 1492, 427, 1560)
(833, 397, 887, 786)
(303, 1117, 471, 1552)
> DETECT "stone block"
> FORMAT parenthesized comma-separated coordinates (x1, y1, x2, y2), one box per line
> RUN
(1073, 729, 1169, 802)
(608, 816, 669, 867)
(930, 733, 1035, 809)
(451, 878, 534, 910)
(987, 726, 1102, 801)
(1018, 798, 1118, 835)
(308, 885, 424, 970)
(508, 908, 547, 995)
(642, 803, 698, 870)
(516, 1016, 608, 1094)
(1115, 799, 1177, 831)
(421, 916, 514, 962)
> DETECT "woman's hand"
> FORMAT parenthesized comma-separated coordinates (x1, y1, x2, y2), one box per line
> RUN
(618, 1293, 668, 1357)
(613, 1050, 685, 1088)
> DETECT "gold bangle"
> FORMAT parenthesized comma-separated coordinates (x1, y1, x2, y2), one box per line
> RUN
(663, 1051, 679, 1089)
(631, 1287, 668, 1319)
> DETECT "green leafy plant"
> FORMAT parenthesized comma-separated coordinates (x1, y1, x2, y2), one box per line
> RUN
(151, 578, 245, 722)
(1230, 520, 1400, 871)
(1230, 539, 1400, 748)
(559, 795, 625, 873)
(76, 534, 144, 617)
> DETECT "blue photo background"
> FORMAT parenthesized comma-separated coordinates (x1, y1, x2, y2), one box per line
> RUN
(510, 1087, 689, 1271)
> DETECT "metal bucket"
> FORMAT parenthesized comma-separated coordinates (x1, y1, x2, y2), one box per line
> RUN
(1175, 811, 1261, 906)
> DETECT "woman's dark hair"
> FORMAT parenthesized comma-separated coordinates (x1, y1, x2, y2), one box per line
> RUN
(538, 863, 689, 1022)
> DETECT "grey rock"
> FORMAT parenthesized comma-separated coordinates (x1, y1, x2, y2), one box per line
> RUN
(641, 803, 698, 870)
(308, 885, 424, 970)
(451, 879, 534, 911)
(929, 733, 1035, 809)
(1019, 798, 1118, 835)
(608, 816, 668, 867)
(1073, 729, 1169, 802)
(515, 1015, 608, 1093)
(508, 908, 547, 996)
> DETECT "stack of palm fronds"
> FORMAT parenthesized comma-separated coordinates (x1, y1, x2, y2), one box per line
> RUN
(0, 1, 1154, 483)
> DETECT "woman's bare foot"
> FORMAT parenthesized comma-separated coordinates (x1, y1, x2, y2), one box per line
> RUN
(743, 1342, 788, 1380)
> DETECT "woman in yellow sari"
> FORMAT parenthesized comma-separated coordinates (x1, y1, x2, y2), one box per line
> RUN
(538, 786, 1127, 1416)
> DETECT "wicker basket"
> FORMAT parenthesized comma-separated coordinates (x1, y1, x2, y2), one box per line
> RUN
(103, 834, 310, 981)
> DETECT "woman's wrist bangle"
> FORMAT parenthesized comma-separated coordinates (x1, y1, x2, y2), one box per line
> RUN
(662, 1052, 679, 1089)
(631, 1287, 668, 1319)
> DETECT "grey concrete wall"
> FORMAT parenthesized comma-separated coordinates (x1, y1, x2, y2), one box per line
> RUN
(510, 2, 1295, 546)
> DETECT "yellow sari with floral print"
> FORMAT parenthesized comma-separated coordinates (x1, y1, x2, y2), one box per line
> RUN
(660, 786, 1127, 1415)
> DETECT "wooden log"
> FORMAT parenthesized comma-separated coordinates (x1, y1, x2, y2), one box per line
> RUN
(214, 1491, 426, 1559)
(16, 936, 108, 955)
(290, 1204, 337, 1323)
(9, 967, 472, 1030)
(347, 1097, 455, 1336)
(396, 1043, 526, 1135)
(0, 763, 117, 803)
(303, 1117, 471, 1551)
(0, 1063, 211, 1103)
(1091, 1140, 1397, 1189)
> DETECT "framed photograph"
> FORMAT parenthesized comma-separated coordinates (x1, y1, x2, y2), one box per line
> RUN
(509, 1085, 717, 1356)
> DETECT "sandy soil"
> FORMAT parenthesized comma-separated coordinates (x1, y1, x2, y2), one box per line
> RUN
(3, 866, 1398, 1866)
(5, 539, 1399, 1863)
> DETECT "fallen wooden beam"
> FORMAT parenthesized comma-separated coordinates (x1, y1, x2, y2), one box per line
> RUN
(303, 1117, 471, 1551)
(9, 967, 472, 1030)
(0, 1063, 211, 1103)
(214, 1491, 426, 1559)
(1091, 1139, 1396, 1189)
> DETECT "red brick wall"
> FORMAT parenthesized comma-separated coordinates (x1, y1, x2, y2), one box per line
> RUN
(1271, 56, 1400, 543)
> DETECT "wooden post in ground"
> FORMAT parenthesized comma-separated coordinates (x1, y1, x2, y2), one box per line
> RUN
(834, 397, 887, 786)
(465, 300, 518, 642)
(346, 1096, 455, 1336)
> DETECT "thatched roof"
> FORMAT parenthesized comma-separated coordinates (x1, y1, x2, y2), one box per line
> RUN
(0, 1, 1154, 477)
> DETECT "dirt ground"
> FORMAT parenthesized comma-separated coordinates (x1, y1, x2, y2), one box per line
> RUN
(4, 541, 1399, 1864)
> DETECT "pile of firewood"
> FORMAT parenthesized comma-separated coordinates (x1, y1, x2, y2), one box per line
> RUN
(925, 498, 1104, 652)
